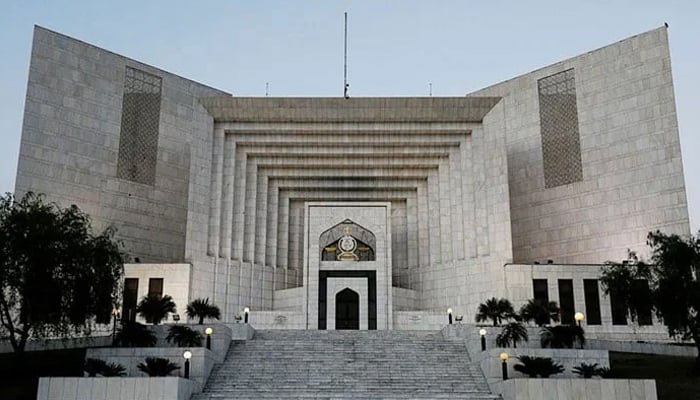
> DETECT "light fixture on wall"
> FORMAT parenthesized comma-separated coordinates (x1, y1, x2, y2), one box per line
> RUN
(172, 314, 180, 323)
(500, 352, 509, 380)
(183, 350, 192, 379)
(479, 328, 487, 351)
(447, 308, 453, 325)
(243, 307, 250, 324)
(574, 312, 585, 327)
(205, 327, 213, 350)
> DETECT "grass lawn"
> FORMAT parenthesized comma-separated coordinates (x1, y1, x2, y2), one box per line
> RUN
(0, 348, 85, 400)
(609, 351, 700, 400)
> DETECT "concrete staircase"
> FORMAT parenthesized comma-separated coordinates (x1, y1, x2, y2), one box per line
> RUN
(193, 329, 497, 400)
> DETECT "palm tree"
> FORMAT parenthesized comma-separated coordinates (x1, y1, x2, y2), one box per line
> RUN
(496, 321, 528, 348)
(186, 298, 221, 325)
(519, 299, 560, 327)
(137, 357, 180, 377)
(475, 297, 515, 326)
(136, 294, 176, 325)
(166, 325, 203, 347)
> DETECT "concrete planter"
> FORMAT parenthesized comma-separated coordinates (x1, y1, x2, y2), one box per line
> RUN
(37, 377, 199, 400)
(491, 378, 657, 400)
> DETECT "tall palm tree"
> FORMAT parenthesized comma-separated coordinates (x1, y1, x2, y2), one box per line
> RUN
(475, 297, 515, 326)
(186, 297, 221, 325)
(136, 294, 176, 325)
(519, 299, 560, 327)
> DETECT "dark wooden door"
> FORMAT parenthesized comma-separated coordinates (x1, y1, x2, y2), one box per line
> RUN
(335, 288, 359, 330)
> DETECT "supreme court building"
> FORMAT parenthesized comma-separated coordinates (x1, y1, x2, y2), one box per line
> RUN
(14, 25, 690, 338)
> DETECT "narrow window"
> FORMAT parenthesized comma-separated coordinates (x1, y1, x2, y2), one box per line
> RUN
(558, 279, 575, 325)
(122, 278, 139, 322)
(633, 279, 653, 326)
(148, 278, 164, 298)
(533, 279, 549, 302)
(610, 290, 628, 325)
(583, 279, 602, 325)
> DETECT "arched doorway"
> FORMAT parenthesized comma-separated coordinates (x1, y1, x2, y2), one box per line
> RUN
(335, 288, 360, 330)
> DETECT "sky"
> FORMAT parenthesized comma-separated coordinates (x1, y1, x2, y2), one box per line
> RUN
(0, 0, 698, 232)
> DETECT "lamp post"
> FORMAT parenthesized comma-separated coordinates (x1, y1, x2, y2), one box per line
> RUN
(111, 308, 120, 344)
(479, 328, 487, 351)
(183, 350, 192, 379)
(500, 352, 509, 380)
(205, 327, 213, 350)
(575, 312, 585, 349)
(243, 307, 250, 324)
(447, 308, 453, 325)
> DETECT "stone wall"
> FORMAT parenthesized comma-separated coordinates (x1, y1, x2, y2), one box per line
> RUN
(469, 26, 690, 264)
(37, 377, 198, 400)
(491, 378, 657, 400)
(15, 26, 229, 263)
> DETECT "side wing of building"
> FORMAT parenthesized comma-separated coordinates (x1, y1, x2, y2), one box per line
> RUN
(469, 26, 690, 264)
(14, 26, 230, 263)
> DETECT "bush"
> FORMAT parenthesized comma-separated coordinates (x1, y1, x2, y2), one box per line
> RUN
(186, 298, 221, 325)
(114, 321, 157, 347)
(137, 357, 180, 377)
(496, 322, 528, 348)
(166, 325, 203, 347)
(83, 358, 126, 377)
(540, 325, 585, 349)
(136, 294, 177, 325)
(572, 362, 607, 378)
(514, 356, 565, 378)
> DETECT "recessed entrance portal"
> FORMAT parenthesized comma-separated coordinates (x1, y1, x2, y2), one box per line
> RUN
(335, 288, 360, 330)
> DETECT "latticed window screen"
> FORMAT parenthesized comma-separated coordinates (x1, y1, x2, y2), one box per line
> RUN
(116, 66, 162, 185)
(538, 68, 583, 188)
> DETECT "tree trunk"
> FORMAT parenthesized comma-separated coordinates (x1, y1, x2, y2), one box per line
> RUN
(199, 316, 204, 325)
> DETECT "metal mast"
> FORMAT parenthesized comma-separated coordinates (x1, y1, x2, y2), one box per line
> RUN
(344, 12, 349, 99)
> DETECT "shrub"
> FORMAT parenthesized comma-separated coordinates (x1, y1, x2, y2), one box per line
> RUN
(136, 294, 177, 325)
(114, 321, 157, 347)
(572, 362, 607, 378)
(475, 297, 516, 326)
(496, 322, 528, 348)
(514, 356, 565, 378)
(540, 325, 585, 349)
(519, 299, 561, 327)
(137, 357, 180, 377)
(84, 358, 126, 377)
(186, 298, 221, 325)
(166, 325, 203, 347)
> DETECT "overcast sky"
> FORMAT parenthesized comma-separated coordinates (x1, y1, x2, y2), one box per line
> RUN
(0, 0, 698, 232)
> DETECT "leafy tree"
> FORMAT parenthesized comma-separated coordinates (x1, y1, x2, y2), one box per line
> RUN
(475, 297, 516, 326)
(166, 325, 203, 347)
(600, 250, 653, 324)
(114, 320, 156, 347)
(186, 298, 221, 325)
(540, 325, 585, 349)
(0, 192, 124, 355)
(513, 356, 564, 378)
(601, 232, 700, 370)
(496, 321, 528, 348)
(137, 357, 180, 377)
(647, 231, 700, 369)
(136, 294, 176, 325)
(519, 299, 561, 327)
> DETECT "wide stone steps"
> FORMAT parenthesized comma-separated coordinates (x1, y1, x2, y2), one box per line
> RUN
(192, 330, 497, 400)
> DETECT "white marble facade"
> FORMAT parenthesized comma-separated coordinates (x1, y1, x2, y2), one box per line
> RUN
(14, 26, 691, 337)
